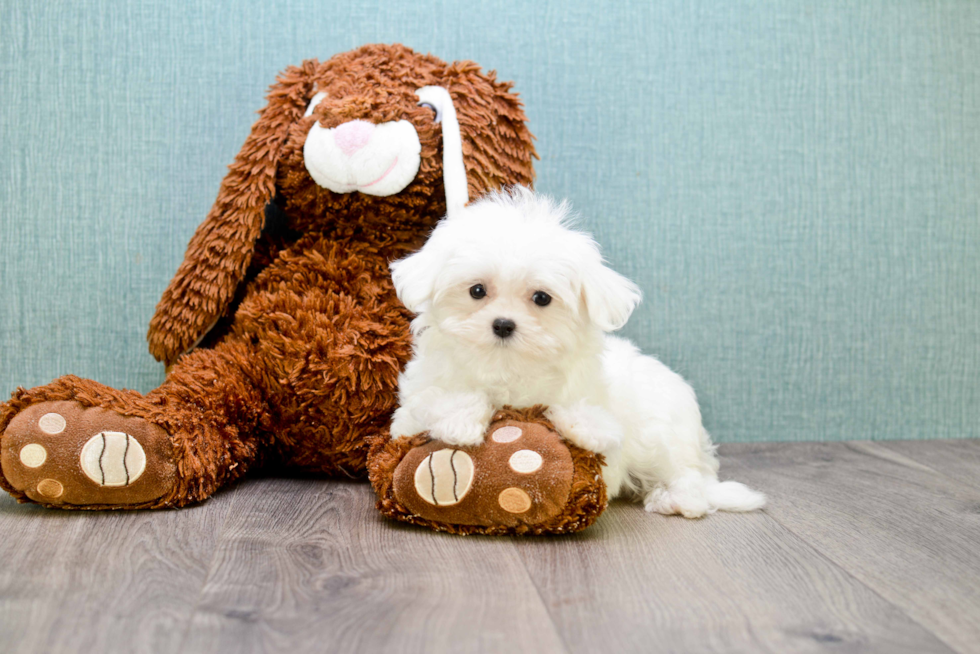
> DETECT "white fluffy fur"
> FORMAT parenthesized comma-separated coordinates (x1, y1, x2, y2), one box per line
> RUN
(389, 187, 766, 518)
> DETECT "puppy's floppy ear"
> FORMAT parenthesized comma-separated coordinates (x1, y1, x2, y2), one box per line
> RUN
(581, 262, 643, 332)
(389, 242, 441, 314)
(147, 60, 318, 365)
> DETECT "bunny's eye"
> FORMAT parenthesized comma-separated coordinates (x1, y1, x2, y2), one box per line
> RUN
(469, 284, 487, 299)
(304, 91, 327, 117)
(531, 291, 552, 307)
(418, 101, 440, 122)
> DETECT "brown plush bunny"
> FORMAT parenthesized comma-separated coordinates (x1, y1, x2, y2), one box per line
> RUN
(0, 44, 606, 534)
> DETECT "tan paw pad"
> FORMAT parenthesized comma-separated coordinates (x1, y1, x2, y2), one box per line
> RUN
(498, 487, 532, 514)
(414, 449, 474, 506)
(37, 479, 64, 499)
(508, 449, 542, 473)
(38, 413, 67, 434)
(80, 432, 147, 487)
(491, 426, 522, 443)
(19, 444, 47, 468)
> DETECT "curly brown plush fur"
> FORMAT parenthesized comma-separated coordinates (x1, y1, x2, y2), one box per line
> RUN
(147, 47, 535, 366)
(1, 44, 607, 533)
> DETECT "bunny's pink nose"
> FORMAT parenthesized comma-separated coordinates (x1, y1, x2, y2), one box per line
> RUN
(333, 120, 375, 156)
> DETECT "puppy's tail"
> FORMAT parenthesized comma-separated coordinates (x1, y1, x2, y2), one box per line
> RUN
(705, 480, 767, 512)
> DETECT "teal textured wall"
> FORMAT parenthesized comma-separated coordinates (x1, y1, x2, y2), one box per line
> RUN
(1, 1, 978, 442)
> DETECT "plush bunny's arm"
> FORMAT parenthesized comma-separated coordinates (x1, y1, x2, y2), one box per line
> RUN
(147, 62, 316, 366)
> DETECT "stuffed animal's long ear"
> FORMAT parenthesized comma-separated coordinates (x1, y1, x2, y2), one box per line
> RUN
(389, 243, 442, 314)
(582, 263, 643, 332)
(147, 61, 318, 365)
(440, 64, 537, 198)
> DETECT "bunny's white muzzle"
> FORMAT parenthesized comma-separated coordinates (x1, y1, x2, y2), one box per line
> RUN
(303, 118, 422, 197)
(301, 86, 469, 204)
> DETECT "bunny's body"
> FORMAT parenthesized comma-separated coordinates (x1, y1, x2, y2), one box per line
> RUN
(0, 45, 537, 508)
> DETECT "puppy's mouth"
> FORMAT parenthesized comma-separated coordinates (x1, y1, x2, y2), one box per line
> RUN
(492, 331, 525, 350)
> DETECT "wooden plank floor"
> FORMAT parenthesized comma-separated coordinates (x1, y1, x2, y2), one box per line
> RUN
(1, 440, 978, 654)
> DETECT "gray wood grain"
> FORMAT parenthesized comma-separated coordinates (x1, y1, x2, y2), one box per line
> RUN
(179, 477, 567, 654)
(872, 439, 980, 492)
(722, 441, 980, 654)
(3, 441, 980, 654)
(514, 502, 952, 654)
(0, 489, 235, 654)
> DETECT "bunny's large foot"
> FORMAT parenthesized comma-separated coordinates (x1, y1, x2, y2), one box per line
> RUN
(369, 406, 608, 535)
(1, 398, 177, 508)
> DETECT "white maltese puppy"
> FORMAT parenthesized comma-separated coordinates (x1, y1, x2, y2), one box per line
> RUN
(389, 187, 765, 518)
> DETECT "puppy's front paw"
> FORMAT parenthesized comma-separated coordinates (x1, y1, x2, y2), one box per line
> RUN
(390, 407, 424, 439)
(546, 402, 623, 454)
(428, 418, 487, 447)
(568, 429, 622, 454)
(411, 390, 495, 447)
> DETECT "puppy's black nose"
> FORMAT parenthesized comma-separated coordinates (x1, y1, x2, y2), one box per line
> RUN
(492, 318, 516, 339)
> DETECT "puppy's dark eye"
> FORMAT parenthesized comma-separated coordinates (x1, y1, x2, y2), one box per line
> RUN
(470, 284, 487, 299)
(532, 291, 552, 307)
